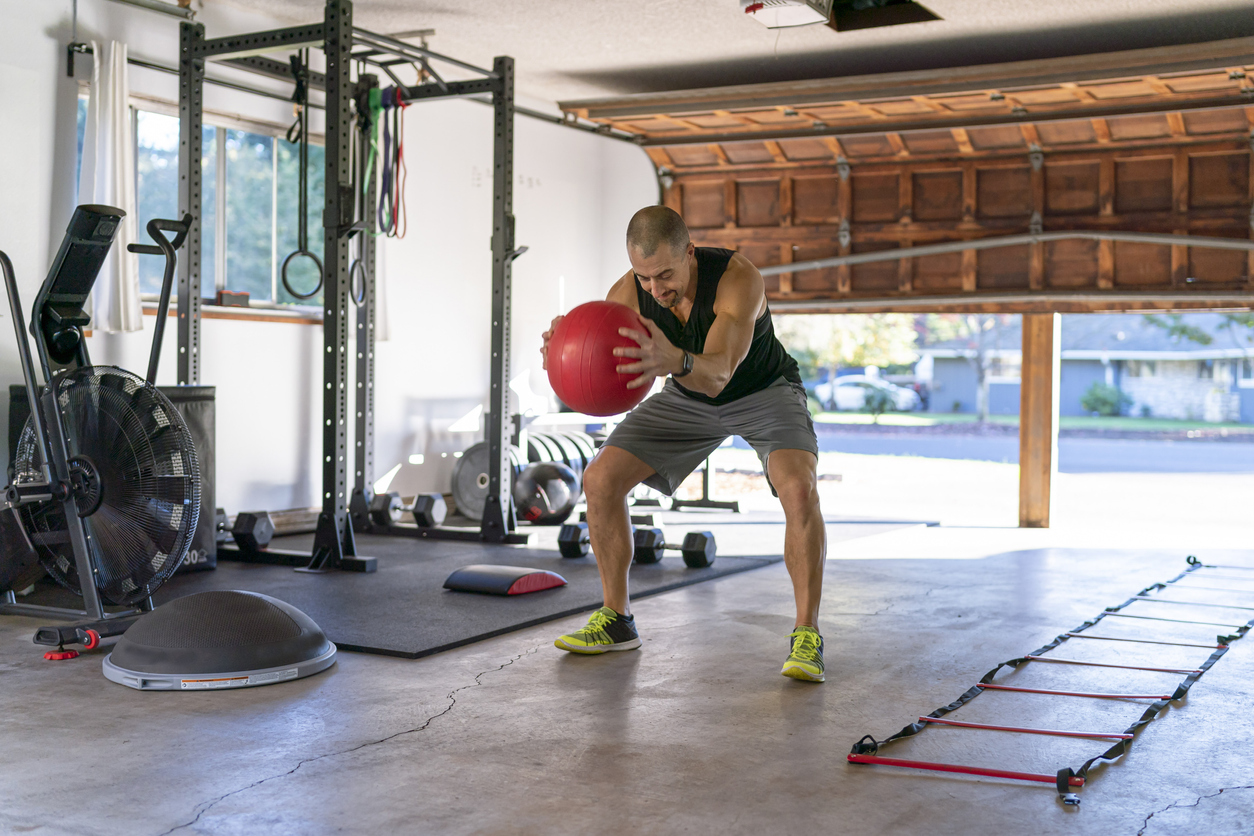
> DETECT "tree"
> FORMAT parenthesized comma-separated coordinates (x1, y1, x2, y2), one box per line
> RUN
(773, 313, 918, 403)
(1143, 312, 1254, 346)
(923, 314, 1017, 423)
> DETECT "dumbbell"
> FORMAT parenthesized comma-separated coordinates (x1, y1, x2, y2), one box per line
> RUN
(558, 521, 590, 558)
(232, 511, 275, 553)
(369, 492, 404, 527)
(632, 528, 716, 568)
(411, 494, 446, 528)
(370, 491, 447, 528)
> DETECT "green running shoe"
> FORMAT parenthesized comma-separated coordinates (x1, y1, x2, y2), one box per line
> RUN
(555, 607, 641, 654)
(782, 626, 824, 682)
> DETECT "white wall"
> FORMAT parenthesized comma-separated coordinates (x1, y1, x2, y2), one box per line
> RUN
(0, 0, 656, 511)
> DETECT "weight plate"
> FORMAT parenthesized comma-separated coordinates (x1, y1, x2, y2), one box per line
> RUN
(526, 436, 561, 468)
(525, 433, 556, 463)
(451, 442, 523, 522)
(534, 434, 571, 472)
(556, 431, 596, 470)
(539, 432, 583, 480)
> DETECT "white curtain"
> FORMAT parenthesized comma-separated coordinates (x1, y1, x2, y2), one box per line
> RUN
(78, 40, 141, 333)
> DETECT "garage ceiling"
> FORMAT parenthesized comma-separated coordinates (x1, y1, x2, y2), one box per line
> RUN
(210, 0, 1254, 103)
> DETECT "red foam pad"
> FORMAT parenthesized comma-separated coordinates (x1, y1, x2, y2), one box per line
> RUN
(547, 301, 651, 416)
(507, 570, 568, 595)
(443, 564, 567, 596)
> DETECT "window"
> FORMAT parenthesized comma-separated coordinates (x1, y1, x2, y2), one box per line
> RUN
(129, 106, 323, 305)
(75, 95, 88, 191)
(988, 355, 1021, 381)
(1239, 358, 1254, 388)
(1126, 360, 1157, 378)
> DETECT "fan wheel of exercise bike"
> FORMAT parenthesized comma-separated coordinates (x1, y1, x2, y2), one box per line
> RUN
(13, 366, 200, 606)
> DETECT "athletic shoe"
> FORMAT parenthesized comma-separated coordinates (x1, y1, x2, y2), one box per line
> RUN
(554, 606, 641, 654)
(781, 626, 824, 682)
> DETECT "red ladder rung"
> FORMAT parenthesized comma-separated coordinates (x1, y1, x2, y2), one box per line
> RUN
(919, 716, 1132, 739)
(1023, 655, 1202, 675)
(847, 754, 1085, 786)
(978, 683, 1174, 700)
(1066, 632, 1225, 649)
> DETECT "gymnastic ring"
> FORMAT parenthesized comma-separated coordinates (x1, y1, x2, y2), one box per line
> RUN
(281, 249, 324, 300)
(349, 258, 367, 307)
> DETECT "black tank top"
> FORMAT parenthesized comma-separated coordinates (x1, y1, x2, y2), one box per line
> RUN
(635, 247, 800, 406)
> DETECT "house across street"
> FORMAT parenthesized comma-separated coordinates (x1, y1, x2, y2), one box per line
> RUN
(916, 313, 1254, 423)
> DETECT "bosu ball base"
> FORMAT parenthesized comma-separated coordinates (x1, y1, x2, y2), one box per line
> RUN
(102, 590, 337, 691)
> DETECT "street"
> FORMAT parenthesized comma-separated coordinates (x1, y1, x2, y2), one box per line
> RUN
(731, 433, 1254, 473)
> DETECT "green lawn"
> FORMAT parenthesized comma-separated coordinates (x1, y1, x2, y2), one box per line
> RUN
(813, 411, 1254, 431)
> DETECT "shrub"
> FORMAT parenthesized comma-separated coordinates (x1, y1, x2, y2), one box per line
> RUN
(1080, 382, 1133, 417)
(864, 387, 895, 422)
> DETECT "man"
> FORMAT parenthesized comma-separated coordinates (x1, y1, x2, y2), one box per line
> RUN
(540, 206, 827, 682)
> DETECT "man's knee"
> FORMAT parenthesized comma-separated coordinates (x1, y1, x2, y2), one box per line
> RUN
(774, 471, 819, 513)
(768, 451, 820, 512)
(583, 451, 644, 503)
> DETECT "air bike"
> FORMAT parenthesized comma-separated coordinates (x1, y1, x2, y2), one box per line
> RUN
(1, 206, 336, 690)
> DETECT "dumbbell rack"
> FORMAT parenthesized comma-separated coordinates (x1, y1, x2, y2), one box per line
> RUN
(348, 427, 597, 544)
(846, 556, 1252, 805)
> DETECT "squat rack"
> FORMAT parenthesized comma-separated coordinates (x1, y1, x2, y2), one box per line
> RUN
(174, 0, 526, 571)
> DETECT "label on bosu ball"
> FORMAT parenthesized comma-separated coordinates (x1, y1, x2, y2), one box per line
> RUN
(547, 301, 651, 416)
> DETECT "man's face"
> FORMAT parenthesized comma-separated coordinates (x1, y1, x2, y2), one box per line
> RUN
(629, 242, 693, 309)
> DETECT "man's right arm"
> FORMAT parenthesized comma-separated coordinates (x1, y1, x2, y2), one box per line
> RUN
(605, 269, 639, 311)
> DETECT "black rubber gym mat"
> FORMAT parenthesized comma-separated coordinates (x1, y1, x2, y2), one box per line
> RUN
(18, 519, 921, 659)
(152, 534, 779, 658)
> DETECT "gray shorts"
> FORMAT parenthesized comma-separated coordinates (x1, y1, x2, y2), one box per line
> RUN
(603, 375, 818, 497)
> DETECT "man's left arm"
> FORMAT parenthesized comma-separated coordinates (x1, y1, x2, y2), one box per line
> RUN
(616, 254, 764, 397)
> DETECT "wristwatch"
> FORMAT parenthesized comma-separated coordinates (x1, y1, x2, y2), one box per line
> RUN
(675, 350, 694, 378)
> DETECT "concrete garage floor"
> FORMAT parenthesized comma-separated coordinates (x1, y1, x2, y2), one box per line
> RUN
(3, 457, 1254, 836)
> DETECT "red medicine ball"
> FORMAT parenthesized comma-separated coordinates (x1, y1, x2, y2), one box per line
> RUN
(547, 301, 651, 417)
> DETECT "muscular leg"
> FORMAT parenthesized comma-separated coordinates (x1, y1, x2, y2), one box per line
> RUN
(581, 446, 657, 616)
(767, 449, 826, 628)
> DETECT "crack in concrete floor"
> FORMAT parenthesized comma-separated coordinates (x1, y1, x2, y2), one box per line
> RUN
(153, 644, 542, 836)
(1136, 785, 1254, 835)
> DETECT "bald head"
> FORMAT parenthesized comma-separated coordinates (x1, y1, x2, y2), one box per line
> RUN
(626, 206, 690, 259)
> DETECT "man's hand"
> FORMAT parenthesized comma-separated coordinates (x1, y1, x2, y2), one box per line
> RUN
(540, 314, 564, 371)
(614, 319, 684, 389)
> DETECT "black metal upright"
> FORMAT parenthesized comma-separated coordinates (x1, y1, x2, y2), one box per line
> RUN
(481, 56, 515, 543)
(305, 0, 373, 572)
(350, 76, 379, 528)
(177, 21, 206, 386)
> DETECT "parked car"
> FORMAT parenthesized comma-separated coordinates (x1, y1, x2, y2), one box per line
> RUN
(813, 375, 920, 412)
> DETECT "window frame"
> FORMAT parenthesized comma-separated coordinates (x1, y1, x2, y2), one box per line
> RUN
(130, 95, 326, 313)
